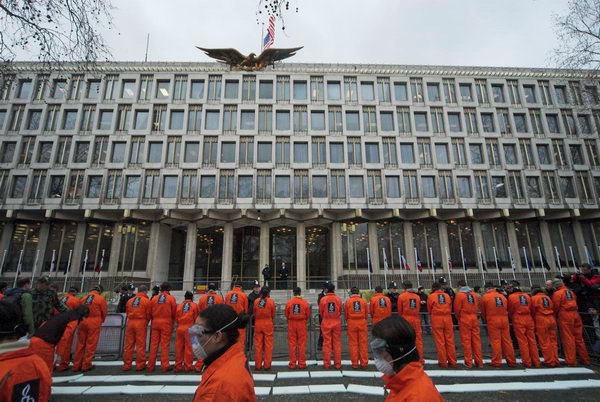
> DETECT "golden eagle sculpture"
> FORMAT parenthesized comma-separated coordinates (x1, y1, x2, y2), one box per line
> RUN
(196, 46, 303, 71)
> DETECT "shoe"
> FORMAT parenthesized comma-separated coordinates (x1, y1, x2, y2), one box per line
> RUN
(83, 365, 96, 372)
(288, 365, 296, 370)
(449, 364, 458, 368)
(161, 367, 173, 373)
(507, 363, 518, 368)
(146, 368, 155, 373)
(334, 365, 342, 370)
(122, 366, 131, 371)
(351, 365, 359, 369)
(463, 363, 473, 369)
(72, 367, 81, 372)
(298, 366, 307, 370)
(255, 366, 262, 371)
(486, 363, 501, 368)
(438, 364, 448, 368)
(264, 367, 271, 371)
(135, 366, 146, 371)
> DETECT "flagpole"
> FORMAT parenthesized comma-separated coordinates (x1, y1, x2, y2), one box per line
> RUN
(584, 246, 593, 265)
(522, 247, 533, 288)
(478, 247, 486, 287)
(492, 246, 501, 285)
(507, 246, 517, 281)
(537, 246, 547, 282)
(382, 248, 388, 288)
(459, 246, 468, 285)
(414, 247, 420, 288)
(62, 249, 73, 293)
(98, 249, 105, 285)
(397, 248, 404, 284)
(49, 249, 56, 277)
(31, 249, 40, 283)
(80, 249, 89, 293)
(554, 246, 563, 276)
(366, 248, 372, 290)
(13, 249, 24, 288)
(260, 22, 264, 52)
(444, 246, 453, 289)
(0, 249, 6, 277)
(568, 246, 578, 272)
(429, 247, 435, 283)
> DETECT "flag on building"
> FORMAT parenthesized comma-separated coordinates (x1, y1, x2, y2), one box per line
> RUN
(416, 251, 423, 272)
(447, 254, 453, 272)
(382, 248, 389, 273)
(263, 15, 275, 50)
(401, 255, 411, 271)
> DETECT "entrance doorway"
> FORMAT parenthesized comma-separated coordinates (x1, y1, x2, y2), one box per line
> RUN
(270, 226, 296, 289)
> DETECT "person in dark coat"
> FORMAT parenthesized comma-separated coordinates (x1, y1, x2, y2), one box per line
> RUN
(417, 286, 431, 335)
(262, 265, 272, 287)
(279, 263, 289, 290)
(387, 282, 399, 313)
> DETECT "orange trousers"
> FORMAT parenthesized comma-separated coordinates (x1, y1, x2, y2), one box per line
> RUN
(122, 320, 148, 371)
(458, 314, 483, 367)
(347, 320, 369, 368)
(487, 317, 516, 366)
(147, 321, 173, 371)
(56, 320, 77, 370)
(73, 318, 102, 371)
(512, 315, 541, 367)
(254, 324, 274, 369)
(558, 311, 590, 366)
(534, 314, 559, 367)
(175, 325, 194, 372)
(238, 328, 247, 348)
(431, 314, 457, 367)
(321, 320, 342, 369)
(287, 320, 308, 369)
(403, 315, 424, 364)
(29, 337, 55, 373)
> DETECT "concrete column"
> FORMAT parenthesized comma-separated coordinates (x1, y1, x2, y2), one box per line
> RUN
(472, 221, 486, 271)
(149, 223, 172, 283)
(296, 222, 306, 287)
(0, 223, 13, 273)
(331, 222, 342, 282)
(438, 221, 450, 273)
(367, 222, 380, 273)
(70, 223, 87, 275)
(108, 223, 122, 276)
(506, 221, 522, 270)
(221, 223, 234, 285)
(259, 222, 270, 270)
(183, 222, 197, 290)
(33, 223, 50, 277)
(539, 220, 557, 271)
(571, 219, 587, 266)
(404, 222, 415, 268)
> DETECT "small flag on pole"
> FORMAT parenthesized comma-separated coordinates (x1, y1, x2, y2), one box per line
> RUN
(401, 254, 411, 270)
(49, 249, 56, 273)
(263, 15, 275, 50)
(416, 252, 423, 272)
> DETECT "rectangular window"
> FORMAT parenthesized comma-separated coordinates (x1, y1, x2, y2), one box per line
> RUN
(414, 112, 428, 132)
(293, 142, 308, 163)
(103, 75, 118, 100)
(507, 80, 520, 104)
(242, 75, 256, 101)
(570, 144, 584, 165)
(148, 142, 163, 163)
(11, 176, 27, 198)
(427, 83, 440, 102)
(238, 175, 253, 198)
(422, 176, 436, 198)
(116, 105, 131, 131)
(417, 139, 432, 166)
(537, 144, 552, 165)
(311, 111, 325, 130)
(98, 110, 113, 130)
(73, 141, 90, 163)
(17, 80, 32, 99)
(410, 78, 424, 102)
(134, 110, 149, 130)
(188, 105, 202, 132)
(585, 139, 599, 167)
(431, 107, 444, 134)
(464, 108, 478, 134)
(207, 75, 222, 100)
(448, 113, 462, 132)
(172, 76, 187, 102)
(529, 109, 543, 135)
(104, 170, 122, 200)
(492, 84, 505, 103)
(220, 142, 236, 163)
(552, 139, 568, 168)
(365, 143, 380, 163)
(180, 170, 197, 200)
(276, 76, 290, 102)
(523, 85, 537, 103)
(224, 80, 239, 99)
(555, 86, 567, 104)
(367, 170, 383, 200)
(200, 176, 216, 198)
(386, 176, 400, 198)
(474, 171, 490, 199)
(124, 175, 140, 198)
(91, 137, 108, 166)
(361, 81, 375, 101)
(382, 138, 397, 167)
(275, 175, 290, 198)
(526, 176, 541, 198)
(152, 105, 167, 131)
(37, 142, 53, 163)
(520, 139, 535, 168)
(542, 172, 559, 201)
(259, 80, 273, 99)
(51, 79, 68, 99)
(190, 80, 205, 99)
(475, 79, 489, 103)
(328, 106, 342, 133)
(162, 175, 178, 198)
(438, 171, 454, 199)
(349, 176, 364, 197)
(377, 77, 391, 102)
(452, 138, 467, 166)
(397, 107, 411, 134)
(330, 142, 344, 163)
(435, 143, 449, 164)
(469, 144, 484, 164)
(9, 105, 24, 131)
(457, 176, 472, 198)
(560, 176, 576, 198)
(546, 113, 560, 133)
(258, 105, 272, 133)
(138, 75, 152, 101)
(43, 105, 60, 131)
(400, 143, 415, 163)
(312, 175, 327, 198)
(459, 83, 473, 102)
(202, 137, 217, 166)
(347, 137, 362, 165)
(394, 82, 408, 101)
(129, 137, 144, 166)
(514, 114, 527, 133)
(184, 142, 199, 163)
(143, 171, 160, 199)
(331, 170, 346, 200)
(258, 142, 272, 163)
(111, 142, 126, 163)
(578, 114, 592, 134)
(346, 111, 360, 130)
(443, 78, 457, 103)
(403, 170, 418, 199)
(497, 109, 512, 135)
(54, 137, 71, 166)
(293, 170, 309, 200)
(121, 80, 136, 99)
(276, 110, 290, 130)
(26, 110, 41, 131)
(311, 76, 324, 102)
(293, 80, 307, 100)
(294, 106, 308, 132)
(18, 136, 35, 166)
(508, 171, 525, 201)
(363, 106, 377, 132)
(344, 77, 358, 103)
(569, 81, 583, 105)
(28, 170, 46, 201)
(169, 110, 184, 130)
(539, 81, 552, 105)
(218, 171, 234, 200)
(327, 81, 341, 100)
(492, 176, 507, 198)
(312, 137, 326, 166)
(503, 144, 518, 164)
(205, 110, 220, 130)
(562, 110, 577, 136)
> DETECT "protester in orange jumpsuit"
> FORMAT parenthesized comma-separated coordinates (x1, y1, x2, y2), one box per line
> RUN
(397, 281, 424, 364)
(427, 282, 457, 367)
(225, 283, 249, 348)
(72, 285, 107, 372)
(319, 282, 343, 369)
(344, 287, 369, 369)
(370, 285, 392, 326)
(122, 285, 151, 371)
(190, 304, 255, 401)
(507, 281, 541, 368)
(552, 278, 590, 366)
(372, 316, 443, 402)
(531, 285, 560, 367)
(480, 282, 516, 367)
(0, 301, 52, 402)
(175, 291, 200, 372)
(453, 280, 484, 368)
(56, 286, 83, 371)
(147, 282, 177, 372)
(284, 286, 310, 369)
(198, 282, 224, 312)
(252, 286, 276, 370)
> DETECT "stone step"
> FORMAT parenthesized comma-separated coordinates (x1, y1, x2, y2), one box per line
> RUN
(170, 289, 324, 307)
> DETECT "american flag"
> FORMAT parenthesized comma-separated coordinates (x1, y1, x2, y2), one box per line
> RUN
(263, 15, 275, 50)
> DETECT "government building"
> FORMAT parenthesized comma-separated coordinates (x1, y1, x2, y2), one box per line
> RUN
(0, 61, 599, 290)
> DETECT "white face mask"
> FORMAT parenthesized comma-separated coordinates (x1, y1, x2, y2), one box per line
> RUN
(188, 316, 239, 359)
(371, 337, 416, 376)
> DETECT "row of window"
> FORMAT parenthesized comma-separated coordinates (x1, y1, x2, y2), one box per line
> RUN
(3, 73, 598, 107)
(1, 136, 598, 169)
(4, 168, 600, 203)
(2, 103, 600, 136)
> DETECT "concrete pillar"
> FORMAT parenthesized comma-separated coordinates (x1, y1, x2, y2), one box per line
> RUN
(0, 223, 13, 273)
(296, 222, 306, 287)
(506, 221, 522, 270)
(539, 220, 557, 271)
(33, 223, 50, 277)
(472, 221, 486, 270)
(331, 222, 342, 282)
(221, 223, 234, 286)
(183, 222, 197, 290)
(70, 223, 87, 275)
(149, 223, 172, 283)
(259, 222, 269, 270)
(367, 222, 380, 273)
(571, 219, 587, 266)
(438, 221, 450, 273)
(404, 222, 415, 268)
(108, 223, 122, 276)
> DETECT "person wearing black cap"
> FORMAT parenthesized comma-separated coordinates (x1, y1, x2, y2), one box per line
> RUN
(117, 284, 135, 313)
(387, 282, 399, 313)
(439, 277, 455, 301)
(150, 285, 160, 300)
(261, 264, 272, 287)
(417, 286, 431, 335)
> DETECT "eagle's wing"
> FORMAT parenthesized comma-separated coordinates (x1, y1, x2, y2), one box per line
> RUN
(196, 47, 246, 65)
(257, 47, 304, 64)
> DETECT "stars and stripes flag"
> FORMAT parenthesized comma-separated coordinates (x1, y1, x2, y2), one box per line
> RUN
(263, 15, 275, 50)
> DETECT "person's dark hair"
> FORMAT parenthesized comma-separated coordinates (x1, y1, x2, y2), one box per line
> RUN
(431, 282, 441, 291)
(0, 282, 8, 292)
(160, 282, 171, 292)
(511, 280, 520, 287)
(16, 278, 31, 288)
(69, 286, 79, 293)
(93, 284, 104, 293)
(152, 285, 160, 293)
(375, 285, 383, 293)
(327, 282, 335, 292)
(121, 285, 128, 291)
(473, 286, 481, 293)
(484, 282, 495, 289)
(531, 285, 543, 295)
(184, 291, 194, 300)
(457, 280, 467, 287)
(372, 316, 419, 371)
(260, 286, 270, 299)
(0, 301, 27, 340)
(208, 282, 217, 291)
(199, 304, 249, 345)
(293, 286, 301, 296)
(231, 282, 242, 290)
(350, 287, 359, 294)
(402, 281, 412, 290)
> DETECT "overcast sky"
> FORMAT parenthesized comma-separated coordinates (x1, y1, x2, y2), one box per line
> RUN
(100, 0, 569, 68)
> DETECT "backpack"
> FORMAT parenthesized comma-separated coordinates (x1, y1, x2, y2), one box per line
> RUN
(2, 287, 26, 321)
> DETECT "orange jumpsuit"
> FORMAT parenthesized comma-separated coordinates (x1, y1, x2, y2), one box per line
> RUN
(253, 296, 276, 370)
(383, 361, 444, 402)
(29, 337, 56, 373)
(225, 287, 249, 347)
(508, 292, 541, 367)
(454, 290, 483, 367)
(175, 299, 200, 372)
(284, 296, 310, 369)
(198, 291, 224, 311)
(552, 286, 590, 366)
(122, 293, 151, 371)
(427, 290, 457, 367)
(72, 290, 107, 371)
(344, 294, 369, 368)
(56, 293, 83, 371)
(397, 290, 424, 364)
(531, 292, 560, 367)
(148, 290, 177, 372)
(481, 289, 516, 367)
(319, 292, 343, 369)
(370, 292, 392, 326)
(0, 342, 52, 402)
(193, 342, 256, 402)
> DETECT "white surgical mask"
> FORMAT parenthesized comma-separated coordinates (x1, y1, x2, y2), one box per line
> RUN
(371, 337, 416, 376)
(189, 316, 239, 359)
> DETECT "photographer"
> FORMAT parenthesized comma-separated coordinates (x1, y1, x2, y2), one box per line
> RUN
(571, 263, 600, 353)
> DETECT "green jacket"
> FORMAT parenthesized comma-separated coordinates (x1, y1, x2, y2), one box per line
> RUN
(21, 289, 67, 334)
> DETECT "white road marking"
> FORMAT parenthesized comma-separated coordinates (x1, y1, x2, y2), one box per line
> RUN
(277, 371, 310, 379)
(347, 384, 385, 396)
(309, 371, 344, 378)
(308, 384, 347, 393)
(252, 373, 277, 382)
(271, 385, 311, 395)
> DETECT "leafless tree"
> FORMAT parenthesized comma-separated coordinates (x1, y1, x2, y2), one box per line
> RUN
(552, 0, 600, 71)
